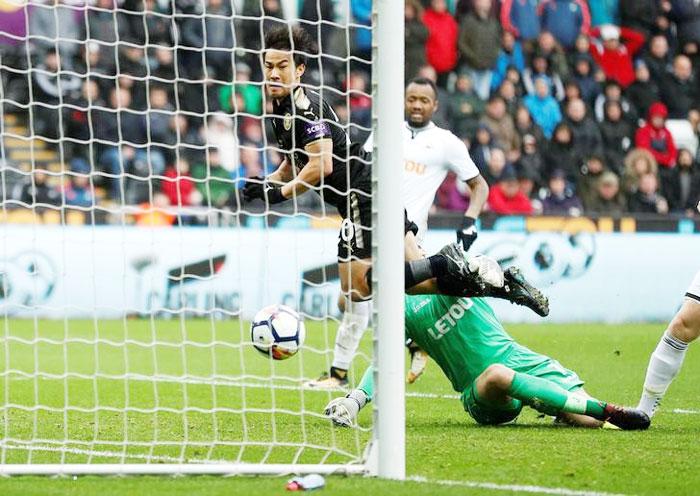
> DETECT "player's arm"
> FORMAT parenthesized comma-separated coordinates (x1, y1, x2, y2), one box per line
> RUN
(446, 134, 488, 251)
(242, 157, 294, 203)
(243, 117, 334, 204)
(247, 139, 333, 203)
(279, 138, 333, 198)
(266, 157, 293, 183)
(458, 174, 489, 250)
(465, 174, 489, 219)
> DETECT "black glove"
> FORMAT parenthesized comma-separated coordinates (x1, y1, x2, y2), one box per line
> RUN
(456, 216, 478, 251)
(242, 177, 286, 204)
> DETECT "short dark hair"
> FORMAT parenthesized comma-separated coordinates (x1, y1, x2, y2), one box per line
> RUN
(263, 24, 316, 67)
(407, 77, 438, 99)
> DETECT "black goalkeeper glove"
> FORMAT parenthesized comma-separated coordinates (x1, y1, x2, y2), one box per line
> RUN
(242, 176, 286, 204)
(456, 216, 478, 251)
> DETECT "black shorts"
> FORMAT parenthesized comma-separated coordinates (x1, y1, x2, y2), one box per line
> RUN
(335, 143, 417, 261)
(336, 198, 419, 262)
(337, 190, 372, 261)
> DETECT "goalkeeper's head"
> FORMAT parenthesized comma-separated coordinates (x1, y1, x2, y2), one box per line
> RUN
(263, 25, 316, 99)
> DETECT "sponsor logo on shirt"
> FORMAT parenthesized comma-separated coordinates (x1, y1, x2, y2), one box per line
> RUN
(426, 298, 473, 340)
(411, 298, 431, 313)
(405, 160, 426, 175)
(304, 121, 330, 138)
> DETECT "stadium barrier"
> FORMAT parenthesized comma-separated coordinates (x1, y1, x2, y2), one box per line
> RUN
(2, 224, 697, 323)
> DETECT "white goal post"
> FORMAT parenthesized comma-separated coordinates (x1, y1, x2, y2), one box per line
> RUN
(371, 0, 405, 480)
(0, 0, 405, 479)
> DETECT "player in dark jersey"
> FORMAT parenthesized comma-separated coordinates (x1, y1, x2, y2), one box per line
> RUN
(241, 25, 379, 302)
(242, 26, 452, 300)
(241, 26, 549, 385)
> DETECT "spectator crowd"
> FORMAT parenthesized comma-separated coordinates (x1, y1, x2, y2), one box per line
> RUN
(0, 0, 699, 223)
(422, 0, 700, 217)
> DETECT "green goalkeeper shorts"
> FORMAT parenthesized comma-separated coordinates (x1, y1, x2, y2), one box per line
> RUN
(462, 385, 523, 426)
(461, 354, 584, 426)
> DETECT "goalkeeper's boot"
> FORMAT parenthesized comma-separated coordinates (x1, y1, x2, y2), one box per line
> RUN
(437, 243, 549, 317)
(304, 367, 349, 391)
(603, 404, 651, 431)
(436, 246, 549, 317)
(482, 267, 550, 317)
(406, 346, 429, 384)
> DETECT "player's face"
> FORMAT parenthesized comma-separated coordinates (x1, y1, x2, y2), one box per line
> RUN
(263, 50, 305, 99)
(405, 83, 438, 127)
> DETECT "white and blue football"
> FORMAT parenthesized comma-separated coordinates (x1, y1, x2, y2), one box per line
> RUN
(251, 304, 306, 360)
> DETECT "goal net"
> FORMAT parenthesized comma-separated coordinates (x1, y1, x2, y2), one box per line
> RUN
(0, 0, 404, 476)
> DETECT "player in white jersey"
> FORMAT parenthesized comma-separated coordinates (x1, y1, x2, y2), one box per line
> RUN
(364, 78, 489, 247)
(307, 77, 490, 389)
(637, 269, 700, 419)
(396, 77, 489, 248)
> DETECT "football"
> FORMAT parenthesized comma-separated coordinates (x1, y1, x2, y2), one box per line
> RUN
(251, 304, 306, 360)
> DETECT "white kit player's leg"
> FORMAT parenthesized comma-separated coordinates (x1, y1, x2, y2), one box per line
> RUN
(638, 329, 690, 417)
(331, 300, 371, 370)
(638, 271, 700, 418)
(305, 299, 370, 390)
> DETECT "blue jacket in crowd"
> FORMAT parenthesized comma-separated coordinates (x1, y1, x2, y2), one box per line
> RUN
(500, 0, 541, 41)
(351, 0, 372, 53)
(524, 92, 563, 138)
(588, 0, 620, 27)
(491, 40, 526, 91)
(539, 0, 591, 49)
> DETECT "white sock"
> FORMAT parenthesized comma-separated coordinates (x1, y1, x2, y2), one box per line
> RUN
(331, 300, 371, 371)
(638, 330, 689, 417)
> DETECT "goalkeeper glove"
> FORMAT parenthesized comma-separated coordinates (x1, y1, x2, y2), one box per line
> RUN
(457, 216, 478, 251)
(407, 346, 429, 384)
(242, 176, 286, 204)
(323, 390, 367, 427)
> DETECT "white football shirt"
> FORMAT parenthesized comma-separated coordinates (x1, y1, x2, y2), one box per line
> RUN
(364, 121, 479, 243)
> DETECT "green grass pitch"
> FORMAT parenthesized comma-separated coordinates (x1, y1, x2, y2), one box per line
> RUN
(1, 318, 700, 495)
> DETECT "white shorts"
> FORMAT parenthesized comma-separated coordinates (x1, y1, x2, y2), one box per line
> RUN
(686, 270, 700, 303)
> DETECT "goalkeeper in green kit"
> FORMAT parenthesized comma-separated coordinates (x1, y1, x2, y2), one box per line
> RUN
(325, 266, 650, 430)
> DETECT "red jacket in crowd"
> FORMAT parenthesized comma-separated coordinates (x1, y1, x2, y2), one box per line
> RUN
(589, 26, 645, 88)
(161, 167, 197, 206)
(422, 8, 459, 74)
(487, 183, 534, 215)
(635, 102, 678, 169)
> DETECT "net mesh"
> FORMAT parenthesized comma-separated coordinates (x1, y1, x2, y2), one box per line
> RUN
(0, 0, 373, 468)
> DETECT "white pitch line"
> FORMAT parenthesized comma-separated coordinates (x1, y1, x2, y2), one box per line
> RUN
(409, 476, 627, 496)
(0, 442, 210, 464)
(7, 373, 462, 399)
(0, 443, 626, 496)
(406, 391, 460, 400)
(7, 374, 700, 414)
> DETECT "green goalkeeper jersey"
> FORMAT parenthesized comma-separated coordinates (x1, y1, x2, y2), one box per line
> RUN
(405, 294, 540, 393)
